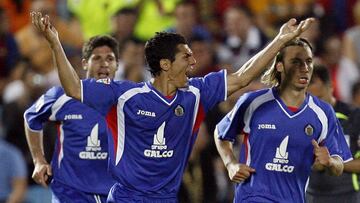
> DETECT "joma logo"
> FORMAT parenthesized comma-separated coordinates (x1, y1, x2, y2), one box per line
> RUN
(258, 124, 276, 130)
(137, 110, 156, 117)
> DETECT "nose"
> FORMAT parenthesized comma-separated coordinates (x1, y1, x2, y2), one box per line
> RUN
(190, 56, 196, 66)
(301, 62, 310, 72)
(100, 59, 109, 67)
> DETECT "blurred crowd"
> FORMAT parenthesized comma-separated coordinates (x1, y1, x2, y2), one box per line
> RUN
(1, 0, 360, 202)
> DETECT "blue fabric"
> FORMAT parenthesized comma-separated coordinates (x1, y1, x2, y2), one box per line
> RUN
(0, 139, 27, 199)
(81, 70, 226, 199)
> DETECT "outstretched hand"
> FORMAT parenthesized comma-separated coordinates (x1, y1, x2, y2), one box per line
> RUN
(276, 17, 315, 43)
(30, 11, 59, 46)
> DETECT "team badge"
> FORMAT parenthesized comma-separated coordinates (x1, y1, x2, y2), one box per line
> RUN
(174, 105, 184, 116)
(305, 124, 314, 136)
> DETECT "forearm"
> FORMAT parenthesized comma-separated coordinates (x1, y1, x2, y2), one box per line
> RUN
(327, 156, 344, 176)
(344, 159, 360, 173)
(227, 37, 285, 96)
(50, 40, 81, 100)
(24, 123, 47, 164)
(214, 129, 238, 167)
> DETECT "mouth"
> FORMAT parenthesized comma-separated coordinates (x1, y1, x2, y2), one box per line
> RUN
(98, 69, 110, 79)
(299, 76, 309, 84)
(185, 66, 194, 75)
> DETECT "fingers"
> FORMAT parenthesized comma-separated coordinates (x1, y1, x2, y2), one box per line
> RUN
(30, 12, 49, 32)
(286, 18, 297, 27)
(231, 165, 255, 183)
(301, 18, 315, 31)
(312, 139, 319, 149)
(47, 165, 52, 176)
(32, 172, 47, 187)
(294, 17, 315, 35)
(32, 165, 51, 187)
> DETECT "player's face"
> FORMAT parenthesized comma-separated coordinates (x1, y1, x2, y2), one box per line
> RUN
(307, 76, 329, 100)
(168, 44, 196, 88)
(280, 46, 313, 90)
(83, 45, 118, 79)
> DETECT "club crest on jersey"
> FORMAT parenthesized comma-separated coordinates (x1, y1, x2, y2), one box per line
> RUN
(174, 105, 184, 116)
(305, 124, 314, 136)
(96, 78, 111, 84)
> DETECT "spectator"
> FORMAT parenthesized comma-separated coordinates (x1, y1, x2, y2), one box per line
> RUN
(0, 126, 27, 203)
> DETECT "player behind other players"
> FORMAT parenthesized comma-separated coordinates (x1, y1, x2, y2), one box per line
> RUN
(24, 35, 118, 203)
(306, 64, 360, 203)
(215, 38, 353, 203)
(30, 11, 314, 202)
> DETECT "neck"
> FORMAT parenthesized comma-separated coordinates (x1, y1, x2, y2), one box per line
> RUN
(278, 86, 307, 107)
(152, 76, 177, 96)
(329, 96, 337, 107)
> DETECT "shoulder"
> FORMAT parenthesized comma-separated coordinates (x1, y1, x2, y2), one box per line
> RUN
(308, 94, 334, 115)
(188, 70, 226, 85)
(242, 88, 273, 103)
(85, 78, 143, 89)
(234, 88, 273, 108)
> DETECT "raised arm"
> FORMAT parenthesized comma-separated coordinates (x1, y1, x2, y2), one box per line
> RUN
(31, 12, 81, 100)
(226, 18, 315, 96)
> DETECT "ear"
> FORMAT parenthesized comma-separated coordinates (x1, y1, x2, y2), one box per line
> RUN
(275, 62, 284, 72)
(82, 59, 88, 71)
(160, 59, 171, 71)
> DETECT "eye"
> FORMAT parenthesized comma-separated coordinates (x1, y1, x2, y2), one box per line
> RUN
(92, 55, 101, 61)
(107, 56, 115, 62)
(291, 59, 302, 66)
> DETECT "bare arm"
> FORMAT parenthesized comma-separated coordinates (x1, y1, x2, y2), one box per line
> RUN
(227, 18, 315, 96)
(6, 178, 27, 203)
(344, 159, 360, 173)
(30, 12, 81, 100)
(327, 156, 345, 176)
(24, 122, 52, 187)
(214, 127, 255, 183)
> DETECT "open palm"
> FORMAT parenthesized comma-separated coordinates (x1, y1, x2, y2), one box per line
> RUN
(277, 18, 315, 43)
(31, 11, 59, 46)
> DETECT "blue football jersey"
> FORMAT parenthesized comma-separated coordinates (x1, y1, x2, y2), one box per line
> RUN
(216, 88, 352, 203)
(24, 86, 116, 195)
(81, 70, 226, 198)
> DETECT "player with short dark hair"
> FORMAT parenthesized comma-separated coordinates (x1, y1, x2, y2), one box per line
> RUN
(215, 38, 352, 202)
(31, 11, 314, 202)
(24, 35, 119, 203)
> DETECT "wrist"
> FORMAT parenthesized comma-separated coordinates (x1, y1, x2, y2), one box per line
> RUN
(33, 157, 47, 165)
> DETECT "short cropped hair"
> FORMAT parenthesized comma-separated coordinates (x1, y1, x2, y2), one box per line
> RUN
(144, 32, 187, 77)
(310, 64, 331, 85)
(82, 35, 119, 61)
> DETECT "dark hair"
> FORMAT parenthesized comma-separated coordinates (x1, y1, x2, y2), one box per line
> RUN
(261, 37, 313, 86)
(311, 64, 331, 85)
(82, 35, 119, 61)
(144, 32, 187, 77)
(113, 7, 138, 17)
